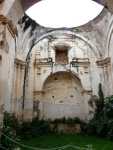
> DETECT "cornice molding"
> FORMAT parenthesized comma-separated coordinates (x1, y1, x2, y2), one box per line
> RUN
(15, 58, 26, 67)
(96, 57, 111, 66)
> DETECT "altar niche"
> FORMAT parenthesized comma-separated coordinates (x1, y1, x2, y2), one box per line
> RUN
(38, 71, 86, 120)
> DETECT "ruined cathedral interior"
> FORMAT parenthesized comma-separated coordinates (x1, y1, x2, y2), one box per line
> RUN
(1, 0, 113, 126)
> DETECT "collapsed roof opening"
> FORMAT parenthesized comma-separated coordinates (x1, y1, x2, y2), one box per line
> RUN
(26, 0, 104, 28)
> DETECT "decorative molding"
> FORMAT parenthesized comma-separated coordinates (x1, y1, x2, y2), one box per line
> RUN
(71, 58, 90, 67)
(96, 57, 111, 66)
(33, 91, 45, 100)
(0, 15, 17, 38)
(53, 44, 71, 51)
(15, 58, 26, 68)
(34, 57, 53, 66)
(81, 90, 92, 95)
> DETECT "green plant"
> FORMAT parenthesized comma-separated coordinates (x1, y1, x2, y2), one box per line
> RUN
(0, 112, 20, 150)
(87, 94, 113, 140)
(18, 117, 50, 139)
(31, 118, 50, 136)
(51, 117, 82, 125)
(95, 83, 104, 114)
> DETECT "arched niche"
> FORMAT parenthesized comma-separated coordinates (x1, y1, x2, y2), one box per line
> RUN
(38, 71, 86, 120)
(43, 71, 83, 103)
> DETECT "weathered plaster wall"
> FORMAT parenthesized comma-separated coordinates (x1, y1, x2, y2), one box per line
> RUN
(39, 72, 87, 120)
(0, 21, 16, 125)
(105, 14, 113, 96)
(0, 0, 24, 24)
(25, 34, 101, 120)
(0, 0, 113, 121)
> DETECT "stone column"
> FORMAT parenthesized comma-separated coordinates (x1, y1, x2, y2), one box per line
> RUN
(15, 63, 19, 114)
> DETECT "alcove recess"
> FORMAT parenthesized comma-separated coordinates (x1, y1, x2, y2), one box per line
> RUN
(53, 44, 71, 64)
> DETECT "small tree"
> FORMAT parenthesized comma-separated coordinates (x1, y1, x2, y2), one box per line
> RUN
(95, 83, 104, 114)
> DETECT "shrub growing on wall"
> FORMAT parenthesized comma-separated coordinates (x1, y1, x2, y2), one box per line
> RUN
(86, 83, 113, 139)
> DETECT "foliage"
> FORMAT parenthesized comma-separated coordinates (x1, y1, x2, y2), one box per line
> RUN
(22, 134, 113, 150)
(1, 113, 84, 140)
(1, 88, 113, 144)
(86, 92, 113, 140)
(85, 84, 113, 139)
(0, 112, 20, 150)
(20, 117, 83, 138)
(96, 83, 104, 113)
(20, 118, 50, 139)
(3, 112, 20, 131)
(51, 117, 82, 125)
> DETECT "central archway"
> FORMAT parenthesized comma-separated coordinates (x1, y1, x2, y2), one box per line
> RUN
(39, 71, 87, 120)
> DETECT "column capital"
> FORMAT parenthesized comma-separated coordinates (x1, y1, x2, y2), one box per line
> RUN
(0, 15, 17, 38)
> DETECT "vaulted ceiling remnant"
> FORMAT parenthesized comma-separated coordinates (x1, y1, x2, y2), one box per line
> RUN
(1, 0, 110, 60)
(93, 0, 113, 12)
(21, 0, 40, 10)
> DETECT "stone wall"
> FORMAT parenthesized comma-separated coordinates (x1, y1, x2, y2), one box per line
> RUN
(0, 15, 16, 125)
(0, 0, 113, 122)
(25, 35, 100, 120)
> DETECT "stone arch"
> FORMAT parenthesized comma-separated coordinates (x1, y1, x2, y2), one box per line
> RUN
(42, 71, 82, 90)
(27, 29, 100, 61)
(23, 29, 100, 107)
(38, 71, 86, 120)
(22, 29, 99, 112)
